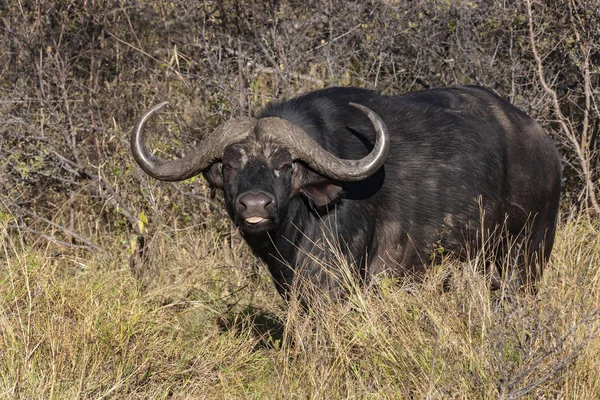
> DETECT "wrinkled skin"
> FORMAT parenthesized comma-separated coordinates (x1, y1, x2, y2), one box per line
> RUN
(205, 140, 342, 234)
(135, 86, 562, 302)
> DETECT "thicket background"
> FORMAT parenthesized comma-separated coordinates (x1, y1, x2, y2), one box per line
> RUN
(1, 0, 599, 398)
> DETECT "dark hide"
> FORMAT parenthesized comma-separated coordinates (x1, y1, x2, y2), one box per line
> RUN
(204, 86, 561, 300)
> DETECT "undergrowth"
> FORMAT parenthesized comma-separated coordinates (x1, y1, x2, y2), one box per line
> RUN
(1, 1, 599, 398)
(1, 213, 599, 399)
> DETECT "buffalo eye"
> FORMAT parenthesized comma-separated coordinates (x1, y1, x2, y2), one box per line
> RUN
(222, 163, 237, 181)
(276, 163, 292, 173)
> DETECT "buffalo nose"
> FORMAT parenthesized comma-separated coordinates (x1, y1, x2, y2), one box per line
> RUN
(237, 191, 275, 216)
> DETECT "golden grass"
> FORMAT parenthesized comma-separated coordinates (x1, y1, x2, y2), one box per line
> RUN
(1, 213, 599, 399)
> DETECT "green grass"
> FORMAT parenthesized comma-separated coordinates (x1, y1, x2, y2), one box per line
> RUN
(1, 214, 599, 399)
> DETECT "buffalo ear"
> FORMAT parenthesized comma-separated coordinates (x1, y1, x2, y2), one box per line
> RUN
(301, 182, 343, 207)
(293, 164, 342, 208)
(203, 162, 223, 189)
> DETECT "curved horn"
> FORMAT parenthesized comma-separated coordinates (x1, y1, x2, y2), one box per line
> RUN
(131, 102, 256, 181)
(258, 102, 390, 181)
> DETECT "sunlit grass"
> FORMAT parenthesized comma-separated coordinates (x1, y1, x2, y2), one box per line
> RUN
(1, 213, 599, 398)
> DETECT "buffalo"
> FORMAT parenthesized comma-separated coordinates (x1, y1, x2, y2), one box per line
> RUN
(132, 86, 561, 300)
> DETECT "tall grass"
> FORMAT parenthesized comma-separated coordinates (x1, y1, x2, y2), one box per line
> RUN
(1, 212, 599, 398)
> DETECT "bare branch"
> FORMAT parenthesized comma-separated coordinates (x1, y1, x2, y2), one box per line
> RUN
(9, 203, 103, 252)
(8, 224, 99, 251)
(525, 0, 599, 214)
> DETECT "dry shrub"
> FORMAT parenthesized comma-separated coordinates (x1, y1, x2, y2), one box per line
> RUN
(1, 1, 600, 398)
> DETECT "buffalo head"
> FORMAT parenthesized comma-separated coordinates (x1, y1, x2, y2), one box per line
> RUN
(131, 102, 390, 235)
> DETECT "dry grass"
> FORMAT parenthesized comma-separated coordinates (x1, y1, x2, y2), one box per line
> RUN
(1, 209, 599, 399)
(1, 2, 599, 398)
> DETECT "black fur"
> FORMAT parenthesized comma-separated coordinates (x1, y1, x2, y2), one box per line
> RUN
(207, 86, 562, 300)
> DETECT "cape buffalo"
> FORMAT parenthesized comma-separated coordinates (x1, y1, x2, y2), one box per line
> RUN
(132, 86, 561, 300)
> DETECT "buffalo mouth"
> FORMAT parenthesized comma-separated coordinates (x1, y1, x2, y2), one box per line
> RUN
(238, 215, 277, 234)
(245, 216, 268, 224)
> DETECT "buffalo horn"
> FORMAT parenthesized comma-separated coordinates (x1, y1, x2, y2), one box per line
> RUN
(258, 102, 390, 181)
(131, 102, 256, 181)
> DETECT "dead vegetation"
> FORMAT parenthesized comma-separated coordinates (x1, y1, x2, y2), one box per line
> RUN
(1, 1, 599, 398)
(1, 213, 600, 398)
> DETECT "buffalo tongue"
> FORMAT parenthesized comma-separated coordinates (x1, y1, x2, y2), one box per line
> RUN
(245, 217, 266, 224)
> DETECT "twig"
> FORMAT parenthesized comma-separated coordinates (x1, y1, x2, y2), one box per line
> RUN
(505, 310, 600, 398)
(247, 18, 291, 95)
(525, 0, 599, 214)
(96, 171, 142, 236)
(237, 39, 248, 117)
(8, 205, 102, 252)
(8, 224, 97, 251)
(47, 150, 142, 236)
(252, 65, 325, 86)
(94, 16, 191, 91)
(311, 23, 362, 52)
